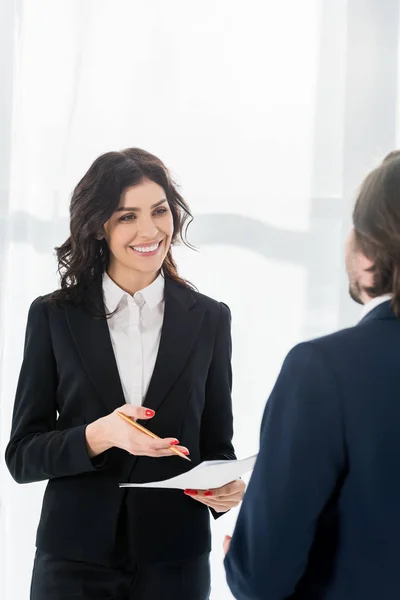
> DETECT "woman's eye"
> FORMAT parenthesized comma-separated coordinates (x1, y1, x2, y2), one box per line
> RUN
(153, 208, 168, 217)
(119, 213, 135, 222)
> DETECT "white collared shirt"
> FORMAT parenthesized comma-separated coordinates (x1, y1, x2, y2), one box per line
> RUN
(102, 272, 165, 405)
(359, 294, 392, 321)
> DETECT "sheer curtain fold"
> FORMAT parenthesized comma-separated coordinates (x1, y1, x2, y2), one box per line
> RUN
(1, 1, 396, 598)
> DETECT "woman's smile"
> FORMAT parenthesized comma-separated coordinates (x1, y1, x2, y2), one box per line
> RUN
(128, 239, 163, 257)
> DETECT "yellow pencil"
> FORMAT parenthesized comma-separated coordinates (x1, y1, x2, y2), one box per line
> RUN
(116, 411, 191, 462)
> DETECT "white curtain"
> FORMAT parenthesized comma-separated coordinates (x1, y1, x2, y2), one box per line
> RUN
(1, 1, 398, 598)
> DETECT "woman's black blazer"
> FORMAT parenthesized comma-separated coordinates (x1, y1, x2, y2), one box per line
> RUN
(5, 277, 235, 564)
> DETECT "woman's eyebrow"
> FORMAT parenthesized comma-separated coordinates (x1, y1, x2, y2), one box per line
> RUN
(114, 199, 168, 212)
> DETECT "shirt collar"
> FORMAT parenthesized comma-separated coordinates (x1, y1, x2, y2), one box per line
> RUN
(102, 272, 165, 313)
(139, 272, 165, 310)
(359, 294, 392, 321)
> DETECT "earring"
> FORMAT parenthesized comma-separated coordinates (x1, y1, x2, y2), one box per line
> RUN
(95, 233, 104, 240)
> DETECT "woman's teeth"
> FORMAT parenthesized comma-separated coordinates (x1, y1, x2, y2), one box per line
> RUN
(131, 242, 160, 253)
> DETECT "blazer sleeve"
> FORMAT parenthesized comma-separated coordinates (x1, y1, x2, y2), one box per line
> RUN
(224, 341, 347, 600)
(5, 298, 100, 484)
(200, 302, 236, 464)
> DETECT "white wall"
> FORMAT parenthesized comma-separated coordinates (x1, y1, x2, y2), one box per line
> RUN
(1, 0, 399, 598)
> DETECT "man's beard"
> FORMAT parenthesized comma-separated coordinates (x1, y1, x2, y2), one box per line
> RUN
(348, 280, 364, 305)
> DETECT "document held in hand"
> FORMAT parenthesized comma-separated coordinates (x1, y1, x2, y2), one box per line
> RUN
(120, 454, 257, 490)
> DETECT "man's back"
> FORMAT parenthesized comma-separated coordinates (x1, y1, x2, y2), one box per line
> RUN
(225, 300, 400, 600)
(298, 300, 400, 598)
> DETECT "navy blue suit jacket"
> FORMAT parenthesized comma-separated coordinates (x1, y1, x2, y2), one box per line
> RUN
(225, 300, 400, 599)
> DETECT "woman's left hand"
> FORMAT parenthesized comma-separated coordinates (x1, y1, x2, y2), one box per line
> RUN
(184, 479, 246, 512)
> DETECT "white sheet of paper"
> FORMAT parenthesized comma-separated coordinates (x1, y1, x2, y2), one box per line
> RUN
(119, 454, 258, 490)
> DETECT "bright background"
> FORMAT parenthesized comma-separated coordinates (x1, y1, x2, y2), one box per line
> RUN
(1, 0, 399, 598)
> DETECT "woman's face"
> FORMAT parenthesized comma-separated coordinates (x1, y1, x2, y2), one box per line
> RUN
(103, 179, 174, 280)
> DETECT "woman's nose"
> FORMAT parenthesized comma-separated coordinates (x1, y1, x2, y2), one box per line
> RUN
(136, 215, 158, 239)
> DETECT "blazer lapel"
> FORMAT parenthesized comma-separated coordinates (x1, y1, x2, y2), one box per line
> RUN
(65, 282, 125, 414)
(143, 279, 205, 413)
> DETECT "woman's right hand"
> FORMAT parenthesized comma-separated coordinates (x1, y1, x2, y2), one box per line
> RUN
(85, 404, 189, 459)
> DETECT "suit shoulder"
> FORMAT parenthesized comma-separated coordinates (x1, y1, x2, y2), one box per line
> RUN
(286, 324, 366, 369)
(190, 289, 230, 315)
(308, 323, 368, 351)
(27, 291, 62, 317)
(28, 294, 48, 312)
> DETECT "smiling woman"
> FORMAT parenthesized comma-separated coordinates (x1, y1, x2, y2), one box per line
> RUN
(53, 148, 194, 313)
(103, 180, 175, 294)
(5, 148, 241, 600)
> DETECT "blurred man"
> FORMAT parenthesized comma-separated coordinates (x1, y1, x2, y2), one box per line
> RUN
(224, 154, 400, 599)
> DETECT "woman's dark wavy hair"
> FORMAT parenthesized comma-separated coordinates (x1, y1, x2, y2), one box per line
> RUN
(51, 148, 194, 315)
(353, 151, 400, 316)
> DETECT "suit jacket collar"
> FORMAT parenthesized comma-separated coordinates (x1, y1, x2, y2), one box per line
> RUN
(144, 278, 204, 413)
(64, 277, 204, 415)
(358, 299, 397, 325)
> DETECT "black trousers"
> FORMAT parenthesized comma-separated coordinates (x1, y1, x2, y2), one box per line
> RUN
(30, 549, 211, 599)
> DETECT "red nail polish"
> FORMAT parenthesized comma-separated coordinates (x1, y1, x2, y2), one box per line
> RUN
(182, 449, 190, 455)
(145, 409, 155, 417)
(184, 489, 198, 496)
(204, 491, 213, 497)
(170, 440, 180, 445)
